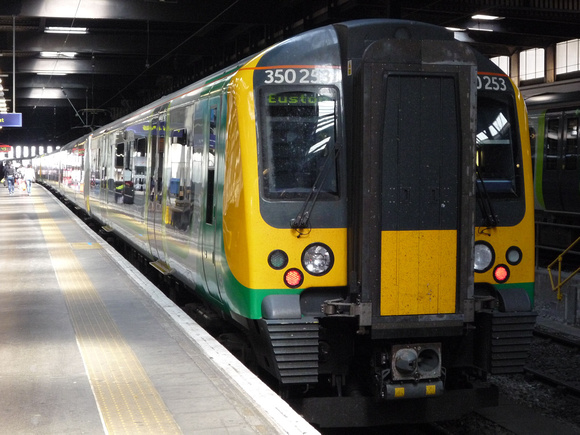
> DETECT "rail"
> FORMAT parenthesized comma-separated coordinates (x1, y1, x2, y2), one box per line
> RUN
(547, 236, 580, 301)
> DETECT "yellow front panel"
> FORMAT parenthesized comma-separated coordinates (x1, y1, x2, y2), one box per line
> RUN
(223, 56, 348, 290)
(381, 230, 457, 316)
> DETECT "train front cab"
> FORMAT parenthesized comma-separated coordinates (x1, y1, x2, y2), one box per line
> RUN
(224, 21, 537, 426)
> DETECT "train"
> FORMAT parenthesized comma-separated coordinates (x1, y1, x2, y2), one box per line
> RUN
(526, 90, 580, 266)
(33, 19, 537, 427)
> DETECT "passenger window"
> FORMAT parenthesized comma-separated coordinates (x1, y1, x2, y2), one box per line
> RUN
(529, 126, 537, 176)
(565, 117, 578, 170)
(545, 118, 559, 170)
(206, 106, 217, 224)
(134, 138, 147, 184)
(90, 146, 100, 194)
(166, 128, 192, 231)
(191, 102, 204, 235)
(115, 142, 124, 168)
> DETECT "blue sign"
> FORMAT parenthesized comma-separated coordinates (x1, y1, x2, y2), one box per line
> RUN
(0, 113, 22, 127)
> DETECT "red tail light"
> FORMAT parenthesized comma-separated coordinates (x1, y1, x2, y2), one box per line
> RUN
(493, 264, 510, 283)
(284, 268, 303, 288)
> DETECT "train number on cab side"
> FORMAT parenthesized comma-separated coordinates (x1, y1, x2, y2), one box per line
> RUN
(262, 68, 337, 85)
(477, 74, 508, 92)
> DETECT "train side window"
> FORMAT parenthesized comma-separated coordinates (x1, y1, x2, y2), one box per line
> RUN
(150, 116, 166, 203)
(545, 118, 559, 170)
(125, 143, 132, 171)
(565, 117, 578, 170)
(476, 95, 519, 195)
(166, 128, 192, 231)
(206, 106, 217, 224)
(529, 126, 537, 176)
(172, 128, 187, 145)
(90, 145, 100, 192)
(169, 129, 190, 200)
(98, 138, 107, 188)
(115, 142, 124, 168)
(135, 138, 147, 176)
(191, 101, 205, 235)
(132, 137, 147, 194)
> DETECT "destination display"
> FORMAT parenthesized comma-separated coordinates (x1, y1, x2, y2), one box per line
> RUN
(0, 113, 22, 127)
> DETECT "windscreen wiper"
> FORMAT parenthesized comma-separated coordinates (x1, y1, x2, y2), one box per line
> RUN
(291, 145, 340, 236)
(475, 164, 499, 228)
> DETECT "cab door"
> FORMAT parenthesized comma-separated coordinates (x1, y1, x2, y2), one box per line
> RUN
(146, 110, 167, 261)
(98, 134, 111, 224)
(354, 38, 476, 324)
(201, 98, 223, 303)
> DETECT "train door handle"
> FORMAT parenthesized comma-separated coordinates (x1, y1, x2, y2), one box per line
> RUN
(203, 250, 215, 263)
(401, 187, 411, 203)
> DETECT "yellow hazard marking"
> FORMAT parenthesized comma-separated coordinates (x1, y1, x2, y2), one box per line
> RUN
(381, 230, 457, 315)
(394, 387, 405, 398)
(35, 199, 182, 434)
(426, 385, 437, 395)
(70, 242, 102, 250)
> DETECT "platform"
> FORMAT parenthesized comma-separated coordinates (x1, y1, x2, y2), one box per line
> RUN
(0, 184, 318, 434)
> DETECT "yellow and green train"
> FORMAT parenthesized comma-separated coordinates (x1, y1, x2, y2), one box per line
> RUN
(35, 19, 536, 427)
(526, 90, 580, 267)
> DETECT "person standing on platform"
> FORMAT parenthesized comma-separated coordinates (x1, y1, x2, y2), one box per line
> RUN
(5, 163, 15, 195)
(24, 164, 35, 196)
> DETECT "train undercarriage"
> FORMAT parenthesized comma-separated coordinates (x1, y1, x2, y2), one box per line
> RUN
(244, 289, 536, 427)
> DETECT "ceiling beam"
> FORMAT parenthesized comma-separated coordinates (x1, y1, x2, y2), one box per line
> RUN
(2, 0, 289, 26)
(0, 32, 219, 57)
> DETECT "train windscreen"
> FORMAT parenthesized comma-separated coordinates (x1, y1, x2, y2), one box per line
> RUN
(476, 94, 521, 197)
(260, 88, 339, 200)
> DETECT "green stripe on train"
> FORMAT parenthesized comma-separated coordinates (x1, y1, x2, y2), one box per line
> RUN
(494, 281, 535, 306)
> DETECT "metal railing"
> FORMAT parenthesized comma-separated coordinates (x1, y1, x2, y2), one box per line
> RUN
(547, 236, 580, 301)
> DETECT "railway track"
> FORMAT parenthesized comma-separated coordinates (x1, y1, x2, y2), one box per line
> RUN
(525, 325, 580, 397)
(471, 325, 580, 434)
(524, 367, 580, 396)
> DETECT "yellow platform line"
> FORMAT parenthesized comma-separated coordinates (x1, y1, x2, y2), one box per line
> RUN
(35, 199, 181, 435)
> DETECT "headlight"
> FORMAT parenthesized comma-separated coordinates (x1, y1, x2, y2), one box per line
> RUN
(302, 243, 334, 276)
(474, 242, 494, 273)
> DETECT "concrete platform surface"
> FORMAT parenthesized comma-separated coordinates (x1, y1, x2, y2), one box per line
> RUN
(0, 184, 317, 434)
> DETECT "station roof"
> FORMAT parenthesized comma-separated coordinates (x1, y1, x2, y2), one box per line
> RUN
(1, 0, 579, 146)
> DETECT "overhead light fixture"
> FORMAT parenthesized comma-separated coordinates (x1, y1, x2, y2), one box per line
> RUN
(41, 51, 77, 58)
(468, 27, 494, 32)
(446, 27, 465, 32)
(472, 14, 504, 21)
(45, 26, 88, 34)
(37, 72, 68, 76)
